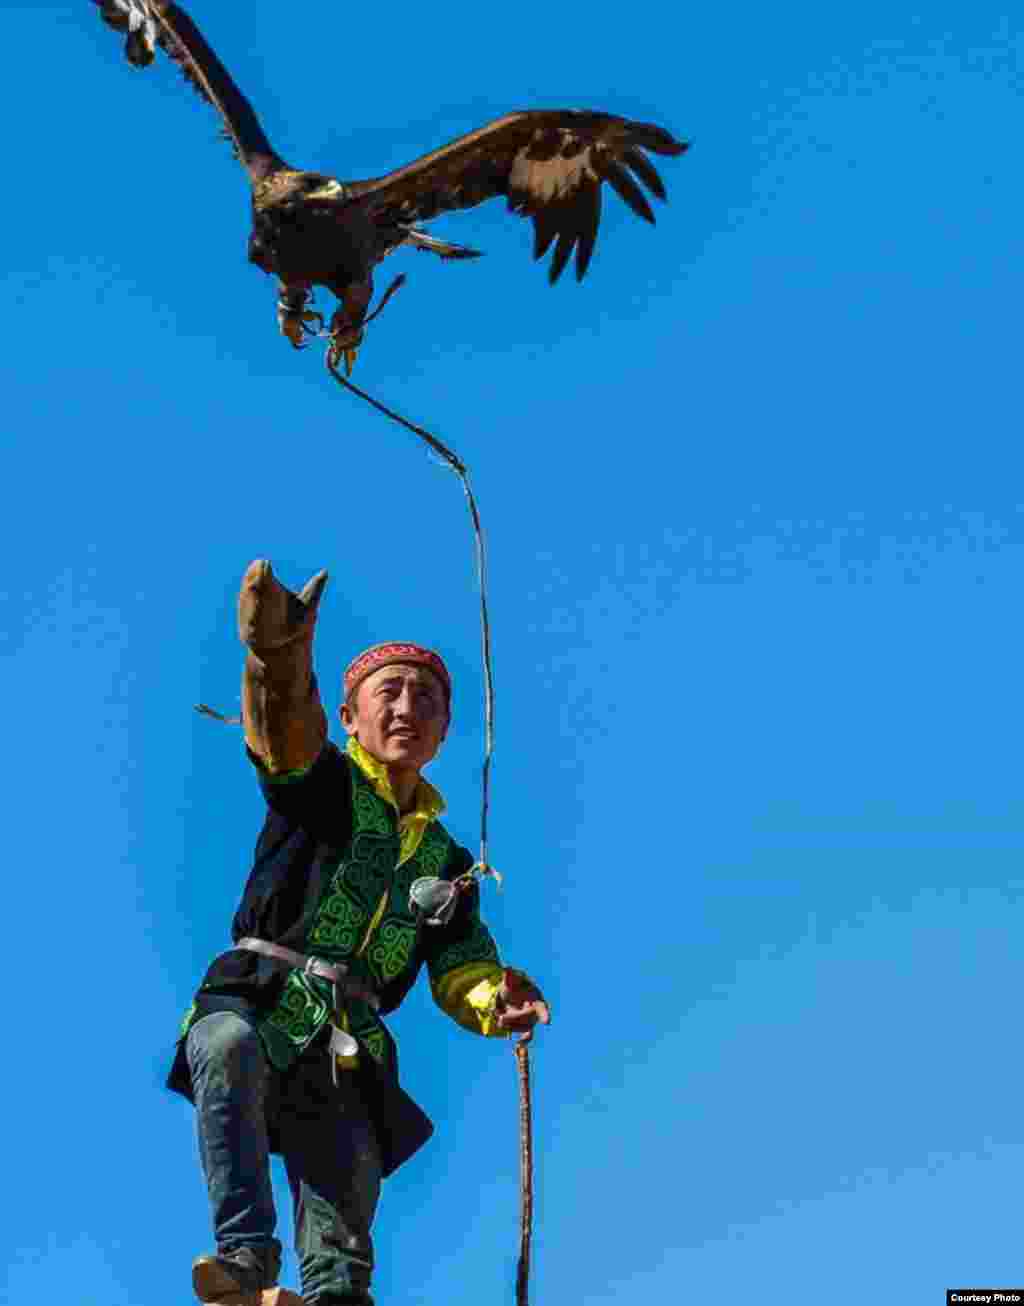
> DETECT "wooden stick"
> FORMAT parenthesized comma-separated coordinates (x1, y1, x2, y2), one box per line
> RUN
(515, 1035, 534, 1306)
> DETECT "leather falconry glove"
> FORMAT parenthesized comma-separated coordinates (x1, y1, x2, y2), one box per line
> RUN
(239, 559, 329, 774)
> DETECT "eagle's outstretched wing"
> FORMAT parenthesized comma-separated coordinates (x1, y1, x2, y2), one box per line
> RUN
(346, 111, 688, 284)
(93, 0, 282, 182)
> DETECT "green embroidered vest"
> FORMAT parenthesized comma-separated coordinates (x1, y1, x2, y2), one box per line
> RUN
(257, 760, 453, 1073)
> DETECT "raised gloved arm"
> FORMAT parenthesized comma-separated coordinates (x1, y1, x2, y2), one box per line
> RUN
(238, 559, 329, 774)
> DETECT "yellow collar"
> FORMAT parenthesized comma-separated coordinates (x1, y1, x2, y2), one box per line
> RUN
(346, 737, 445, 866)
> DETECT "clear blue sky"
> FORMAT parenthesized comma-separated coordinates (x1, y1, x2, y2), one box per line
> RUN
(2, 3, 1022, 1304)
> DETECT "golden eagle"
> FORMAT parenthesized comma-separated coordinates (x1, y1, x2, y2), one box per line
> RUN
(95, 0, 689, 369)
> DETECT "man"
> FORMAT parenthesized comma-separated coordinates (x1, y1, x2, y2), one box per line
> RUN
(168, 559, 549, 1306)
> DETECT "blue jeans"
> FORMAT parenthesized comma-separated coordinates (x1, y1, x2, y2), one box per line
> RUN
(186, 1012, 381, 1305)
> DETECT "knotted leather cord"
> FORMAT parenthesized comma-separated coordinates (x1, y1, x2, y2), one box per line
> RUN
(324, 355, 496, 882)
(192, 351, 496, 881)
(195, 702, 241, 725)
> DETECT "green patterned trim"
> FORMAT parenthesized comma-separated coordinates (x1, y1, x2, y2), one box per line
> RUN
(428, 917, 501, 983)
(359, 1026, 388, 1064)
(179, 1001, 197, 1038)
(308, 881, 369, 956)
(413, 821, 450, 879)
(367, 918, 417, 982)
(352, 783, 392, 835)
(260, 970, 332, 1069)
(255, 758, 455, 1073)
(341, 996, 392, 1066)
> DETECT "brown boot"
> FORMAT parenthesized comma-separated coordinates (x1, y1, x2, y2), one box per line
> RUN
(192, 1242, 281, 1305)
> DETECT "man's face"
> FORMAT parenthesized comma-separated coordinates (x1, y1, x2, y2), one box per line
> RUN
(340, 662, 449, 771)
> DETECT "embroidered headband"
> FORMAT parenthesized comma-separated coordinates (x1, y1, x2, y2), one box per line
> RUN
(343, 642, 452, 705)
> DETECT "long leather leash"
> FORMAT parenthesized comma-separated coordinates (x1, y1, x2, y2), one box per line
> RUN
(324, 354, 498, 884)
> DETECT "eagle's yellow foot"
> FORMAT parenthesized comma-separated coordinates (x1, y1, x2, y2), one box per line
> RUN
(277, 286, 322, 349)
(280, 315, 304, 348)
(327, 321, 365, 375)
(277, 309, 323, 349)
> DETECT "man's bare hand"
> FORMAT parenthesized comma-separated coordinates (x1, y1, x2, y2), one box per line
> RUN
(238, 560, 328, 654)
(496, 967, 551, 1035)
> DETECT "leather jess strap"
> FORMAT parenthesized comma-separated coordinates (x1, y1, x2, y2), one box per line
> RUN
(236, 937, 380, 1011)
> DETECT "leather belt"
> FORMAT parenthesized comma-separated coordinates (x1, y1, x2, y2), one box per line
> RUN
(236, 936, 380, 1011)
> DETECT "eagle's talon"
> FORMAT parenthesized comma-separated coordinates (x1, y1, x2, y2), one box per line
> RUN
(327, 318, 365, 374)
(280, 316, 306, 348)
(277, 283, 317, 348)
(326, 340, 359, 375)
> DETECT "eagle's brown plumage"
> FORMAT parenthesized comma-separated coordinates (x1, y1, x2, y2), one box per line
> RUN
(347, 112, 687, 284)
(93, 0, 690, 358)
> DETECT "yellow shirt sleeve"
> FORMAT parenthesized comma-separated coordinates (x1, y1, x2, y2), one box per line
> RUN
(430, 960, 508, 1037)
